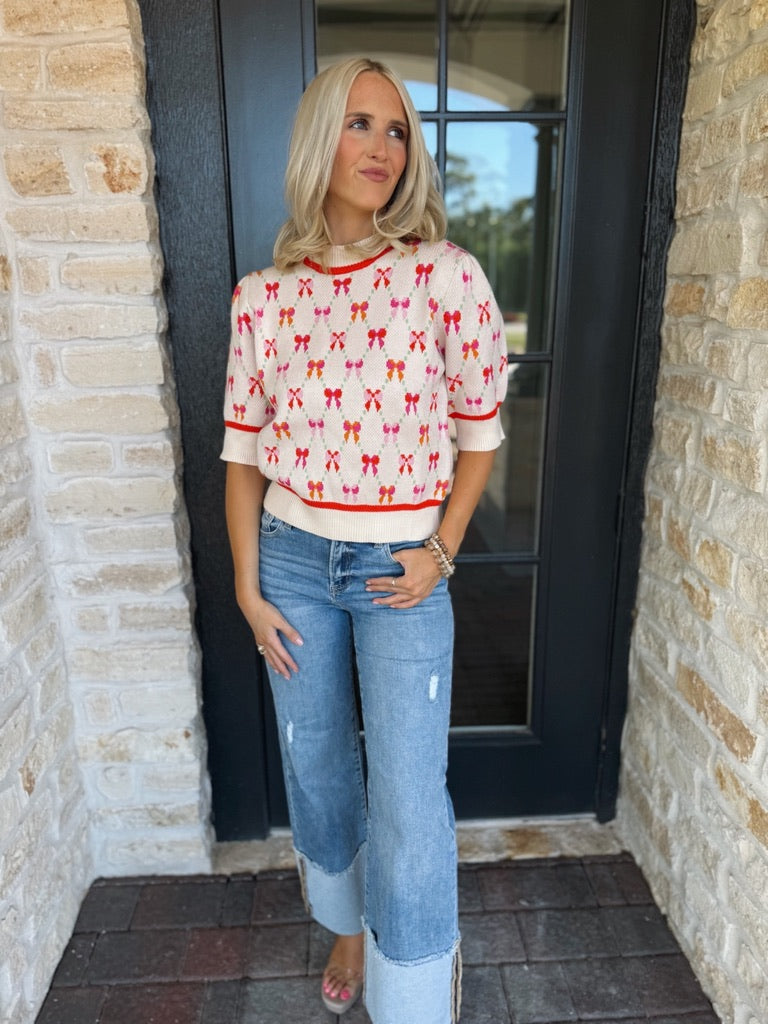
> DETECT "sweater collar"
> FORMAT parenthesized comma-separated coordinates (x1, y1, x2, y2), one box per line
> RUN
(304, 237, 394, 275)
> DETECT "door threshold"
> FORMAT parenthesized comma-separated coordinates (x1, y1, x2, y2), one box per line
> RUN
(212, 816, 623, 874)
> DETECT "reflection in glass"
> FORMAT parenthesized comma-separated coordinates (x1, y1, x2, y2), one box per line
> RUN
(451, 563, 534, 727)
(445, 122, 559, 353)
(448, 0, 569, 111)
(464, 363, 547, 555)
(316, 0, 438, 110)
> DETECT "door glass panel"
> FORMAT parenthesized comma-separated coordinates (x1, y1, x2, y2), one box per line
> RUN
(316, 0, 439, 110)
(448, 0, 569, 111)
(451, 563, 534, 727)
(465, 362, 547, 555)
(314, 0, 569, 733)
(445, 122, 560, 354)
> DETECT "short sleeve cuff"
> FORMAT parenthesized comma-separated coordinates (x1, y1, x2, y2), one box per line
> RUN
(453, 412, 505, 451)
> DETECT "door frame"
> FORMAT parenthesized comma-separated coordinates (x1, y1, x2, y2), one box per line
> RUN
(138, 0, 694, 838)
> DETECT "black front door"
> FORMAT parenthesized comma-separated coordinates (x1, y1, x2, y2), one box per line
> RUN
(139, 0, 690, 838)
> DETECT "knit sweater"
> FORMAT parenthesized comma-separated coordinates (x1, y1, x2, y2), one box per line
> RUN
(221, 238, 508, 542)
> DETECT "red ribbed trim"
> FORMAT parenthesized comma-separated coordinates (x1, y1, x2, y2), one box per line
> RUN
(449, 402, 503, 421)
(224, 421, 262, 433)
(303, 247, 394, 275)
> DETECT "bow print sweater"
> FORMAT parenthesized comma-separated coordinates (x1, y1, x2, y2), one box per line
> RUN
(221, 238, 508, 543)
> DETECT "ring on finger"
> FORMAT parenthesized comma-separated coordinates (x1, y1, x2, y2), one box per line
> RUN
(256, 643, 266, 655)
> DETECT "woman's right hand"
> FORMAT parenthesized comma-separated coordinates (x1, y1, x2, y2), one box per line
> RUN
(236, 588, 303, 680)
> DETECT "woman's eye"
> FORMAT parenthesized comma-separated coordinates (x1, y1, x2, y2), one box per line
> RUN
(388, 127, 406, 140)
(349, 118, 367, 130)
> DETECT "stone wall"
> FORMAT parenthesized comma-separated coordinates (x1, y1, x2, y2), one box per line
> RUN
(619, 1, 768, 1021)
(0, 0, 212, 1018)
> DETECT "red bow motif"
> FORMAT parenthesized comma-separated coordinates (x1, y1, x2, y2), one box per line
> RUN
(265, 281, 279, 301)
(298, 278, 313, 297)
(331, 331, 346, 350)
(334, 277, 351, 296)
(398, 454, 414, 476)
(248, 372, 264, 397)
(361, 454, 380, 476)
(232, 403, 246, 421)
(444, 310, 461, 334)
(429, 391, 439, 412)
(478, 300, 491, 325)
(462, 339, 479, 361)
(415, 262, 433, 286)
(364, 389, 382, 411)
(324, 387, 342, 409)
(295, 447, 309, 468)
(409, 331, 426, 352)
(265, 446, 279, 464)
(379, 485, 396, 505)
(263, 338, 277, 358)
(367, 327, 386, 349)
(482, 364, 495, 385)
(288, 387, 303, 409)
(237, 312, 252, 335)
(386, 359, 405, 381)
(294, 334, 310, 352)
(447, 373, 463, 393)
(227, 374, 234, 392)
(279, 306, 294, 327)
(374, 267, 392, 289)
(232, 284, 242, 302)
(233, 345, 242, 359)
(428, 452, 440, 471)
(499, 354, 508, 375)
(429, 298, 438, 320)
(325, 450, 340, 472)
(351, 301, 368, 321)
(404, 392, 420, 414)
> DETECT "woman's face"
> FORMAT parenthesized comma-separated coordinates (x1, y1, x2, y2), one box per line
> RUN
(323, 72, 408, 244)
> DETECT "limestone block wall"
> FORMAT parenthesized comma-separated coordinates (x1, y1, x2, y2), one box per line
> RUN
(1, 222, 93, 1024)
(619, 2, 768, 1021)
(0, 1, 212, 1015)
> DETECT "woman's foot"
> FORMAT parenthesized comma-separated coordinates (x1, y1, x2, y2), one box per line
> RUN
(321, 932, 364, 1014)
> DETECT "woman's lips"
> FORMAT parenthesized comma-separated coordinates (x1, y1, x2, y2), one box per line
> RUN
(359, 168, 389, 182)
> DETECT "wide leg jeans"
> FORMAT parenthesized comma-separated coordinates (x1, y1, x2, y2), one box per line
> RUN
(258, 512, 460, 1024)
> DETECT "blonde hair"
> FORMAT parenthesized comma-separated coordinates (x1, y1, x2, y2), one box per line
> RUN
(273, 57, 447, 269)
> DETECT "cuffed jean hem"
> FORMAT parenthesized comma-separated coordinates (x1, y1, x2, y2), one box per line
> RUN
(295, 843, 366, 936)
(364, 925, 462, 1024)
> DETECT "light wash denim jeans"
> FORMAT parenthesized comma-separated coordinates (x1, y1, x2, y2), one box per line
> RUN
(258, 511, 460, 1024)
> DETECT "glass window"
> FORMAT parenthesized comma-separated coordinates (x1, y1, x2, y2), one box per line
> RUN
(316, 0, 439, 110)
(448, 0, 569, 111)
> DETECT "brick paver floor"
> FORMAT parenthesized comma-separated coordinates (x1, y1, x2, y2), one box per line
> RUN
(35, 853, 720, 1023)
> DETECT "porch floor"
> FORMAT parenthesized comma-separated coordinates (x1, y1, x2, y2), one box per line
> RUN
(35, 853, 719, 1024)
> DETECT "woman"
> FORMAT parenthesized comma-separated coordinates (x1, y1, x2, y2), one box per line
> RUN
(222, 57, 507, 1023)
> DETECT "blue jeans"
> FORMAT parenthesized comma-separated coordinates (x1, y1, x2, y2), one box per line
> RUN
(258, 512, 460, 1024)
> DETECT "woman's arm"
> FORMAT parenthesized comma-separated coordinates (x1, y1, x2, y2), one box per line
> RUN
(225, 462, 303, 677)
(366, 448, 497, 609)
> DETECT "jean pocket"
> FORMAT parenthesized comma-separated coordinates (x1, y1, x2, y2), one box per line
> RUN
(259, 510, 291, 537)
(383, 539, 426, 564)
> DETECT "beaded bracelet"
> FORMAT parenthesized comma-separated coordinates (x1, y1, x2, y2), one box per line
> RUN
(424, 533, 456, 578)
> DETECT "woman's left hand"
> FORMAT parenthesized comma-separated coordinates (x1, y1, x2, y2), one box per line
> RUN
(366, 546, 443, 609)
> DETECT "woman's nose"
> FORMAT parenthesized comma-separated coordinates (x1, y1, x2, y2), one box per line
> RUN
(367, 129, 387, 158)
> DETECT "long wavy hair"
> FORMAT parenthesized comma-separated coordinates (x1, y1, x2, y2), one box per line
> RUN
(273, 57, 447, 269)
